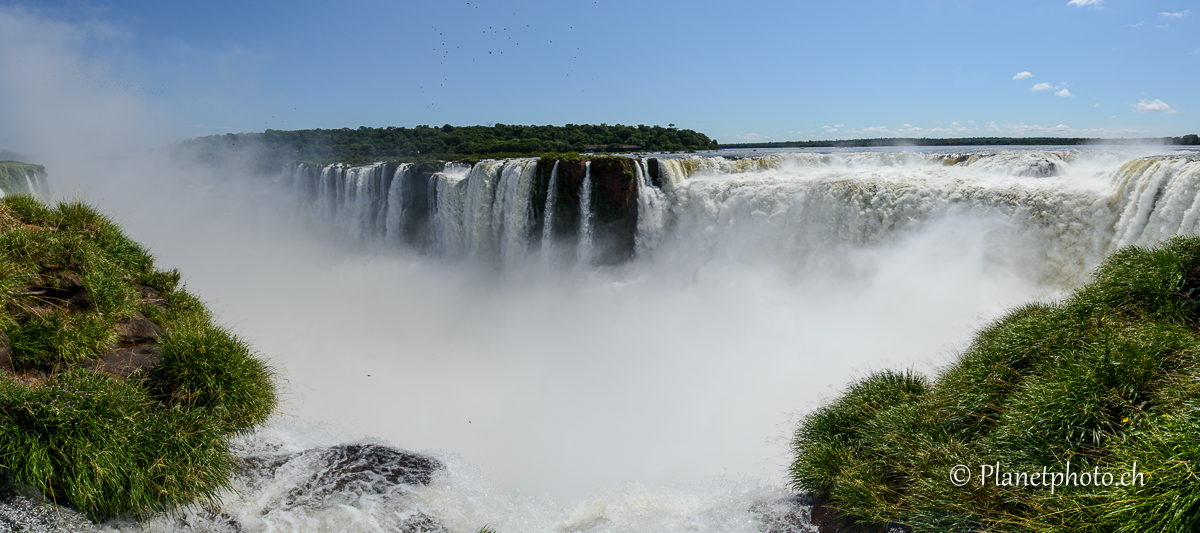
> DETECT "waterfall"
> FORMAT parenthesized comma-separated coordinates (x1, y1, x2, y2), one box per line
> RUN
(0, 163, 50, 199)
(577, 161, 594, 266)
(384, 163, 411, 244)
(540, 160, 560, 266)
(280, 149, 1200, 282)
(634, 159, 667, 255)
(495, 160, 538, 266)
(1110, 157, 1200, 248)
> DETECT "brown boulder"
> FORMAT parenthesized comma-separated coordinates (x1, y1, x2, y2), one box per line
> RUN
(138, 285, 168, 308)
(115, 313, 162, 344)
(81, 344, 162, 379)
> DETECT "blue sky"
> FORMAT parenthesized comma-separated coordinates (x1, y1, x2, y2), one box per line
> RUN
(0, 0, 1196, 149)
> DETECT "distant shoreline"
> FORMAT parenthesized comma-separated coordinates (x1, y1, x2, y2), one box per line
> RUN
(720, 134, 1199, 150)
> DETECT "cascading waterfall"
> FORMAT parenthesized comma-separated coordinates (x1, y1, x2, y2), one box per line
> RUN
(0, 163, 50, 199)
(280, 149, 1200, 283)
(1110, 157, 1200, 248)
(634, 159, 667, 254)
(384, 163, 411, 244)
(577, 161, 594, 266)
(495, 160, 538, 265)
(427, 160, 540, 264)
(541, 160, 560, 265)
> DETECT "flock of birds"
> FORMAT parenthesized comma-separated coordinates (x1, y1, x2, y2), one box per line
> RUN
(418, 1, 597, 107)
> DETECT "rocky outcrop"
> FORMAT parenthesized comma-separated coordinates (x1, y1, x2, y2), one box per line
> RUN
(588, 158, 638, 264)
(235, 444, 446, 532)
(241, 444, 441, 501)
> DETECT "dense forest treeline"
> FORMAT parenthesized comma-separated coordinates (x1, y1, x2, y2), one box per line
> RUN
(175, 124, 719, 170)
(722, 134, 1200, 149)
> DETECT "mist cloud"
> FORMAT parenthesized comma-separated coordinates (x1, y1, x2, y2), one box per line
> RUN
(0, 7, 168, 160)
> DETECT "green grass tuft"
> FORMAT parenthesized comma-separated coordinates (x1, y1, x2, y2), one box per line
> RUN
(790, 236, 1200, 533)
(0, 195, 277, 519)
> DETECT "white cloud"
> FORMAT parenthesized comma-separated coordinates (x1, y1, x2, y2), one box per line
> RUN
(997, 122, 1149, 138)
(1111, 115, 1117, 118)
(902, 123, 912, 127)
(1192, 48, 1200, 54)
(1031, 82, 1054, 92)
(834, 124, 845, 128)
(951, 122, 960, 126)
(1067, 0, 1102, 7)
(1004, 123, 1074, 135)
(1056, 89, 1072, 97)
(1161, 10, 1189, 18)
(738, 133, 769, 142)
(1135, 99, 1179, 113)
(1013, 71, 1034, 80)
(1125, 22, 1145, 28)
(859, 126, 890, 134)
(1158, 24, 1170, 28)
(968, 120, 976, 124)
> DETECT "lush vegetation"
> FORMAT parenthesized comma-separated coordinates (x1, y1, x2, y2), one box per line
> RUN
(0, 196, 276, 517)
(176, 123, 719, 169)
(724, 134, 1200, 149)
(790, 236, 1200, 532)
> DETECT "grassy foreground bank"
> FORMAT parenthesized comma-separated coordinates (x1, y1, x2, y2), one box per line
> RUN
(790, 236, 1200, 532)
(0, 195, 276, 517)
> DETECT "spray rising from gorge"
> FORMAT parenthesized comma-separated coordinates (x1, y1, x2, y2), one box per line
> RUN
(19, 146, 1200, 532)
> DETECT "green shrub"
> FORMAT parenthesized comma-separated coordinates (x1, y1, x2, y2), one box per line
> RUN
(157, 318, 276, 434)
(0, 195, 277, 518)
(790, 236, 1200, 532)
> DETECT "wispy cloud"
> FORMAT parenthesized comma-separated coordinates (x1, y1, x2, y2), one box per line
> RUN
(1067, 0, 1102, 8)
(1160, 10, 1189, 19)
(1005, 123, 1074, 135)
(1125, 22, 1144, 28)
(1135, 99, 1179, 113)
(1192, 48, 1200, 54)
(738, 133, 769, 142)
(1013, 71, 1034, 80)
(1002, 123, 1145, 137)
(1031, 82, 1055, 92)
(1094, 103, 1101, 108)
(1056, 89, 1072, 97)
